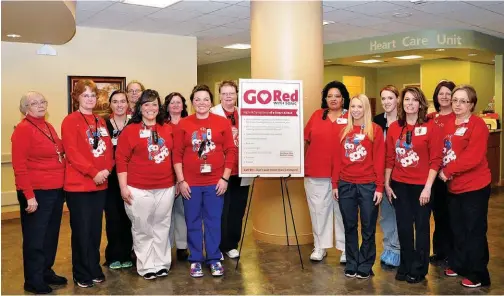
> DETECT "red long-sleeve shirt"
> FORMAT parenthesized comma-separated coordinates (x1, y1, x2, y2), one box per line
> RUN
(304, 109, 349, 178)
(116, 122, 175, 189)
(173, 113, 237, 186)
(428, 111, 456, 128)
(386, 120, 443, 185)
(62, 111, 114, 192)
(442, 115, 491, 194)
(332, 123, 385, 192)
(11, 115, 65, 199)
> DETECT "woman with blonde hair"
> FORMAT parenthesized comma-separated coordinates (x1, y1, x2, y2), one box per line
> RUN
(332, 94, 385, 279)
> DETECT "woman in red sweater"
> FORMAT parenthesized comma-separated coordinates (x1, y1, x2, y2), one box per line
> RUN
(12, 91, 67, 294)
(385, 86, 443, 284)
(332, 94, 384, 279)
(438, 85, 492, 288)
(62, 80, 114, 288)
(173, 85, 237, 278)
(116, 89, 176, 280)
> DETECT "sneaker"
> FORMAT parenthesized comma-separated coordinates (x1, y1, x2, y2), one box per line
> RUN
(121, 261, 133, 268)
(143, 272, 157, 280)
(444, 268, 458, 277)
(406, 275, 425, 284)
(461, 278, 482, 288)
(156, 268, 169, 277)
(220, 252, 225, 261)
(344, 270, 356, 278)
(24, 283, 52, 294)
(44, 274, 68, 285)
(177, 249, 189, 261)
(356, 271, 370, 279)
(109, 261, 122, 269)
(73, 278, 94, 288)
(190, 263, 204, 278)
(210, 262, 224, 277)
(226, 249, 240, 259)
(92, 275, 105, 283)
(340, 251, 347, 264)
(310, 248, 327, 261)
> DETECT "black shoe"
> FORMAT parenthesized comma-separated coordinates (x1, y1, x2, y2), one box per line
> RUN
(177, 249, 189, 261)
(156, 268, 169, 277)
(44, 274, 68, 285)
(429, 254, 447, 264)
(92, 275, 105, 283)
(24, 283, 52, 294)
(344, 270, 356, 278)
(356, 271, 370, 279)
(406, 275, 425, 284)
(73, 278, 94, 288)
(395, 273, 407, 281)
(143, 272, 157, 280)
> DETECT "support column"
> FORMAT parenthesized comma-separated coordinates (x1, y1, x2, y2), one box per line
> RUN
(250, 1, 323, 245)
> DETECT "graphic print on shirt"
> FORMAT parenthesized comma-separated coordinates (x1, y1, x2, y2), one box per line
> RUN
(86, 129, 106, 158)
(442, 135, 455, 166)
(395, 138, 419, 168)
(344, 134, 367, 162)
(191, 127, 216, 159)
(231, 126, 239, 147)
(147, 136, 169, 164)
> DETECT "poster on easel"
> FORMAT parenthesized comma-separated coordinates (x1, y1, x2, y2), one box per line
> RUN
(238, 79, 304, 177)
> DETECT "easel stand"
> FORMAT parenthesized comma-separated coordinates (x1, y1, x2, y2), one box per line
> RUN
(235, 175, 304, 271)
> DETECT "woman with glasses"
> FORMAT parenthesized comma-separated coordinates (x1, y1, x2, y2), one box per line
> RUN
(126, 80, 145, 115)
(116, 89, 176, 280)
(210, 80, 252, 260)
(304, 80, 350, 263)
(385, 86, 443, 284)
(62, 80, 114, 288)
(12, 92, 67, 294)
(103, 90, 133, 270)
(439, 85, 491, 288)
(428, 80, 456, 266)
(173, 85, 237, 278)
(163, 92, 190, 261)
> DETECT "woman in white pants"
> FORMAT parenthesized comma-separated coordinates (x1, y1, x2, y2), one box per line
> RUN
(116, 90, 176, 280)
(304, 81, 350, 263)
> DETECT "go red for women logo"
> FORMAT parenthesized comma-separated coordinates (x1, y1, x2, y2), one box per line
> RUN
(243, 89, 299, 105)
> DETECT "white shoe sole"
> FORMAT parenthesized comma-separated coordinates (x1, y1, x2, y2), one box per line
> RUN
(344, 273, 356, 278)
(310, 252, 327, 261)
(462, 282, 481, 288)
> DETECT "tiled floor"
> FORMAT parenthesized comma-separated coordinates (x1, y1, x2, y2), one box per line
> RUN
(2, 189, 504, 295)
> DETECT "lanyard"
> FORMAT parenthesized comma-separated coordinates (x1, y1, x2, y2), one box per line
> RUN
(79, 111, 99, 136)
(111, 116, 128, 138)
(24, 118, 63, 162)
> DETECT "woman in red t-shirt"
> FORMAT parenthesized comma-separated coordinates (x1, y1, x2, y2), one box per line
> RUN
(438, 85, 492, 288)
(11, 91, 67, 294)
(173, 85, 237, 278)
(163, 92, 189, 261)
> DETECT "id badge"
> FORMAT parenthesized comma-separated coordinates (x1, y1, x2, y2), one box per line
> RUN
(415, 127, 427, 136)
(336, 118, 348, 125)
(98, 127, 109, 137)
(355, 134, 365, 141)
(111, 138, 118, 146)
(455, 127, 467, 136)
(200, 164, 212, 174)
(140, 129, 151, 138)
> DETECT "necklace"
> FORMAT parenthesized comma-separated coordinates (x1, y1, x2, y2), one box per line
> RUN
(25, 118, 63, 163)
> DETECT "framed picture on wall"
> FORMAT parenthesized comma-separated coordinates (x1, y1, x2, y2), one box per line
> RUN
(67, 75, 126, 118)
(403, 83, 421, 89)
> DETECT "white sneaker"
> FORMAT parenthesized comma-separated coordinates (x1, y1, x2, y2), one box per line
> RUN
(340, 251, 347, 264)
(220, 252, 224, 261)
(226, 249, 240, 259)
(310, 248, 327, 261)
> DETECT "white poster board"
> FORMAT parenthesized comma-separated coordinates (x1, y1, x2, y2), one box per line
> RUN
(239, 79, 304, 177)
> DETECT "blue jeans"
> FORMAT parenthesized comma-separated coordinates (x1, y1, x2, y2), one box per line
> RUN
(183, 185, 224, 264)
(379, 196, 400, 266)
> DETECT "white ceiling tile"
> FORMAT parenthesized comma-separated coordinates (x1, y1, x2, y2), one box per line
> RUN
(208, 4, 250, 18)
(443, 7, 504, 26)
(483, 2, 504, 14)
(170, 0, 233, 13)
(222, 19, 250, 30)
(192, 14, 241, 26)
(148, 7, 204, 21)
(342, 15, 392, 27)
(411, 1, 476, 14)
(479, 21, 504, 33)
(323, 9, 366, 22)
(104, 2, 162, 16)
(76, 10, 99, 24)
(76, 1, 116, 12)
(368, 20, 422, 33)
(463, 1, 504, 8)
(79, 10, 135, 28)
(120, 17, 175, 33)
(323, 1, 370, 9)
(391, 1, 438, 9)
(345, 1, 406, 15)
(193, 25, 245, 37)
(159, 21, 216, 35)
(235, 0, 250, 7)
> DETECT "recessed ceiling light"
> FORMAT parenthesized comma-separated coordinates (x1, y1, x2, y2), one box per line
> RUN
(223, 43, 251, 50)
(325, 60, 332, 63)
(122, 0, 181, 8)
(356, 59, 383, 64)
(394, 55, 423, 60)
(323, 20, 335, 26)
(393, 12, 412, 18)
(435, 48, 445, 52)
(6, 34, 21, 38)
(468, 53, 478, 56)
(372, 55, 381, 58)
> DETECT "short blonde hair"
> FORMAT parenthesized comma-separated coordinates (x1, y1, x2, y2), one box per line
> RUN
(19, 91, 45, 114)
(126, 80, 145, 92)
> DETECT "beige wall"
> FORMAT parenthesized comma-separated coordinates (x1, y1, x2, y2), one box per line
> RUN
(1, 26, 197, 208)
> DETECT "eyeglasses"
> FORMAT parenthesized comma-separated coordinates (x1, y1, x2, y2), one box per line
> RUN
(81, 94, 97, 99)
(221, 92, 236, 97)
(169, 101, 182, 105)
(128, 90, 142, 95)
(29, 100, 48, 107)
(451, 99, 470, 105)
(326, 95, 342, 101)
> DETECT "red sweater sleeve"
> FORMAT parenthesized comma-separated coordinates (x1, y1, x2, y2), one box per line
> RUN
(331, 137, 342, 189)
(173, 123, 185, 165)
(61, 116, 100, 178)
(385, 125, 395, 170)
(115, 126, 133, 174)
(443, 120, 489, 178)
(428, 123, 444, 172)
(373, 126, 385, 192)
(11, 124, 35, 199)
(222, 120, 237, 170)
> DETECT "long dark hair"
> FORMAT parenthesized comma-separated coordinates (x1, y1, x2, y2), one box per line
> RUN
(163, 92, 188, 122)
(398, 86, 429, 126)
(321, 81, 350, 110)
(131, 89, 165, 125)
(433, 80, 456, 112)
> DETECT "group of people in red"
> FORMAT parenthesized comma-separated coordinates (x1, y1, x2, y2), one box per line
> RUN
(304, 80, 491, 288)
(12, 79, 250, 294)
